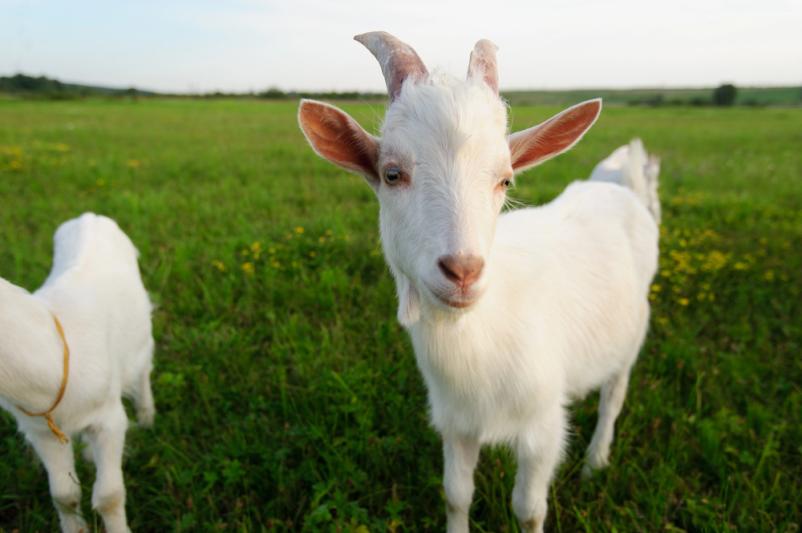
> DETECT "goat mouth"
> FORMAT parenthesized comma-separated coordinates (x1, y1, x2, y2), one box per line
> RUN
(432, 290, 478, 309)
(441, 298, 475, 309)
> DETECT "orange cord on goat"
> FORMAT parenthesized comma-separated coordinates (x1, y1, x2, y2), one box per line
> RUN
(17, 313, 70, 444)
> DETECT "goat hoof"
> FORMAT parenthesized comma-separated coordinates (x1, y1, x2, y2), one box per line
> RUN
(137, 408, 155, 428)
(582, 457, 609, 479)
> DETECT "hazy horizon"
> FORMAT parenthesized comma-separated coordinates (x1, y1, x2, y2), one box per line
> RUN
(2, 0, 800, 94)
(3, 72, 798, 96)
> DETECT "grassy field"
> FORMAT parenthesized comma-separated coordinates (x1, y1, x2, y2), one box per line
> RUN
(0, 99, 800, 532)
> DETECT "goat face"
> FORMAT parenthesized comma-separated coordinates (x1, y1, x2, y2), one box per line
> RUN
(376, 78, 511, 313)
(298, 32, 601, 325)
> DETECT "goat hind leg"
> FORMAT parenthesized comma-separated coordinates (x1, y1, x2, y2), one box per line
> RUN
(131, 340, 155, 428)
(135, 361, 155, 428)
(583, 368, 631, 477)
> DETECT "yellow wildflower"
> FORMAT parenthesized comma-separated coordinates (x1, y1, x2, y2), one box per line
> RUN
(701, 229, 720, 241)
(0, 145, 23, 156)
(294, 226, 305, 234)
(211, 260, 226, 272)
(678, 297, 689, 306)
(702, 250, 727, 272)
(241, 262, 254, 275)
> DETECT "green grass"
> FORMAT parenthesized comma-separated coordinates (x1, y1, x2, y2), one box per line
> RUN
(0, 99, 800, 532)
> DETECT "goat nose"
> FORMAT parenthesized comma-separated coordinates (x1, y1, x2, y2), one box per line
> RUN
(438, 255, 485, 288)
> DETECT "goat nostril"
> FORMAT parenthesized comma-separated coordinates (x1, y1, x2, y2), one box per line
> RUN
(438, 255, 485, 287)
(438, 258, 461, 282)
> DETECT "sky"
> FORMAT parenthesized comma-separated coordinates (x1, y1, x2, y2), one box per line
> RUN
(1, 0, 800, 94)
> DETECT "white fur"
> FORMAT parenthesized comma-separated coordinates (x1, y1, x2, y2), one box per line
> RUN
(590, 138, 662, 224)
(379, 73, 512, 326)
(299, 36, 659, 532)
(390, 89, 659, 529)
(0, 213, 155, 533)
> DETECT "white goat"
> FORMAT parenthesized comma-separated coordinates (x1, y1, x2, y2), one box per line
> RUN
(298, 32, 658, 533)
(590, 138, 661, 224)
(0, 213, 155, 533)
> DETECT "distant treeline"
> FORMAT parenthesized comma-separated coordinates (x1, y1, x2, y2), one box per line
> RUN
(0, 74, 155, 99)
(502, 84, 802, 108)
(2, 74, 800, 107)
(216, 87, 385, 101)
(219, 84, 802, 107)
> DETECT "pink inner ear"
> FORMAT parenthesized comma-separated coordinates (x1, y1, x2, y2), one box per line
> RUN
(510, 100, 601, 171)
(299, 102, 379, 179)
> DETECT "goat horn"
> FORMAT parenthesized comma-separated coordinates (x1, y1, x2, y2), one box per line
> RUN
(354, 31, 428, 101)
(468, 39, 499, 94)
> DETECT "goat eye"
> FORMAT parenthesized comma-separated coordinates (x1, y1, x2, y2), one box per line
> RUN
(500, 179, 512, 189)
(384, 167, 402, 184)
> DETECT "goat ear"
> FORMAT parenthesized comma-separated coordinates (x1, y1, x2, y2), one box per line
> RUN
(298, 99, 380, 186)
(508, 99, 602, 173)
(467, 39, 499, 94)
(394, 273, 420, 327)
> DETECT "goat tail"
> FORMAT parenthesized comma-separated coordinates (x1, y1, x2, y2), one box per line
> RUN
(590, 138, 661, 224)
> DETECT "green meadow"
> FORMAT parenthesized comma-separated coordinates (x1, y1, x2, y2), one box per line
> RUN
(0, 98, 800, 531)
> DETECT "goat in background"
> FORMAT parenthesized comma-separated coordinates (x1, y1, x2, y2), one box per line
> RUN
(0, 213, 155, 533)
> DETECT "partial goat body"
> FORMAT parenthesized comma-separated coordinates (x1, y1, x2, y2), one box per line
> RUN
(590, 138, 661, 223)
(0, 213, 154, 533)
(414, 182, 656, 440)
(299, 32, 658, 533)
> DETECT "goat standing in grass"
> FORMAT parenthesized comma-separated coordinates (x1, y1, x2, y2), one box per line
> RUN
(0, 213, 155, 533)
(298, 32, 659, 533)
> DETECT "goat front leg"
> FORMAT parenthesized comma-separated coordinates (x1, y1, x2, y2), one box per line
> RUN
(583, 368, 631, 478)
(443, 433, 480, 533)
(28, 432, 87, 533)
(85, 403, 129, 533)
(512, 404, 566, 533)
